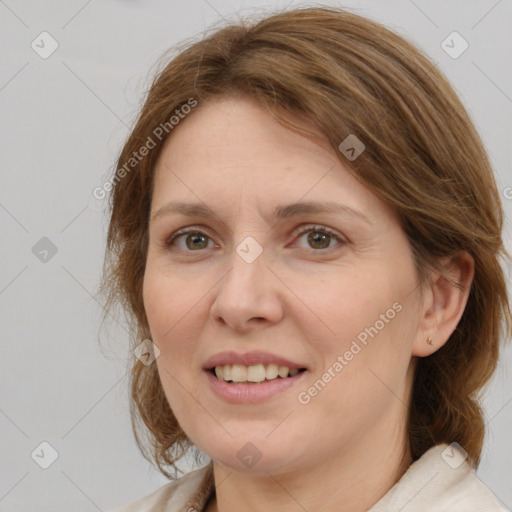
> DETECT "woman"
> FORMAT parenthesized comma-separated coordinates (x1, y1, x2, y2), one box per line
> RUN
(102, 6, 511, 512)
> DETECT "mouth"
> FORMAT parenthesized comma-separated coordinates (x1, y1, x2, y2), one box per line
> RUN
(208, 363, 308, 384)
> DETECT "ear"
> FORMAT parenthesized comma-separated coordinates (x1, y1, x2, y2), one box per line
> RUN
(412, 252, 474, 357)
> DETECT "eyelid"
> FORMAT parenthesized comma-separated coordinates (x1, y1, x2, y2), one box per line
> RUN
(165, 223, 346, 251)
(289, 223, 346, 250)
(290, 223, 344, 242)
(165, 225, 216, 248)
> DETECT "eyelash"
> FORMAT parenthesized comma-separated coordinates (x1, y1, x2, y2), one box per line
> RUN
(165, 224, 345, 252)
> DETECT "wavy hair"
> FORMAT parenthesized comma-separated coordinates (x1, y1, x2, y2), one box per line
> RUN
(99, 6, 511, 477)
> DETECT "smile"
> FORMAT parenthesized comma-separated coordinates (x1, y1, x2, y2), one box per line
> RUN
(211, 363, 306, 383)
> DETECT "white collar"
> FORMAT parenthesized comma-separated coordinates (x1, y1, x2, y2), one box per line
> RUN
(368, 443, 506, 511)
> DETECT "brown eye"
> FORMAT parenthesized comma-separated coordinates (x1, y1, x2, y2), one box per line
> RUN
(185, 233, 209, 250)
(166, 229, 214, 251)
(293, 225, 344, 251)
(307, 231, 332, 249)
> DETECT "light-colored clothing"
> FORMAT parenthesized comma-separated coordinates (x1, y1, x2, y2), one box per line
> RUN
(108, 443, 508, 511)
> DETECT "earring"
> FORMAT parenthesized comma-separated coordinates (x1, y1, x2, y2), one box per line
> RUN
(426, 337, 434, 345)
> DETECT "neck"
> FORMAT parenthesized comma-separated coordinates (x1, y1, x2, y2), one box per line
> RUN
(207, 423, 412, 512)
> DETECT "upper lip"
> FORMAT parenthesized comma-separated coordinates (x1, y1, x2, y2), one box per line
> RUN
(203, 350, 308, 370)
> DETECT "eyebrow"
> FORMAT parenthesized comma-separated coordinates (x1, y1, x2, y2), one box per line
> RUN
(150, 200, 372, 225)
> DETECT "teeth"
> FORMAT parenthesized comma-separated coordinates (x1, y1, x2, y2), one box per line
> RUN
(213, 363, 302, 383)
(278, 366, 289, 378)
(266, 363, 279, 379)
(231, 364, 247, 382)
(247, 364, 266, 382)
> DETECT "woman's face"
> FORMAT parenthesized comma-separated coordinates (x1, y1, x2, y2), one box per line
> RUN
(143, 95, 426, 474)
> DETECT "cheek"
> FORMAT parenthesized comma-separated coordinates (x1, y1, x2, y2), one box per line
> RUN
(301, 266, 417, 390)
(142, 267, 204, 379)
(297, 269, 393, 343)
(143, 263, 194, 336)
(300, 308, 414, 438)
(326, 303, 417, 412)
(143, 270, 205, 424)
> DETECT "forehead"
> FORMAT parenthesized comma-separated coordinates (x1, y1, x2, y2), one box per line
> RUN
(157, 95, 332, 170)
(151, 95, 392, 224)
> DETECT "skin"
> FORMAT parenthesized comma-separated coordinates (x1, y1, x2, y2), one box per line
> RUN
(143, 95, 474, 512)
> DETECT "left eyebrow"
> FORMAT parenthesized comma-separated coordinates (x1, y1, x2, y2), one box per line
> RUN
(150, 200, 372, 225)
(272, 200, 372, 225)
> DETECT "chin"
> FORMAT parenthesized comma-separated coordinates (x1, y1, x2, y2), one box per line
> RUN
(199, 434, 305, 475)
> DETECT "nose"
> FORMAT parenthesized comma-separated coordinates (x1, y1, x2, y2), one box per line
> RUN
(210, 243, 284, 332)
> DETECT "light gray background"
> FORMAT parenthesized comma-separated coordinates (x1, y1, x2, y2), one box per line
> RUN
(1, 1, 511, 511)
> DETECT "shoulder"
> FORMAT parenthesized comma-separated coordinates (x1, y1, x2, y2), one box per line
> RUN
(106, 464, 213, 512)
(369, 444, 507, 512)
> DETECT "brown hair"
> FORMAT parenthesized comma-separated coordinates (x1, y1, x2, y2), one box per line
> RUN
(100, 6, 511, 477)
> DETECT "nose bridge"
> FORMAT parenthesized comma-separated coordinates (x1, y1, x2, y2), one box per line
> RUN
(222, 235, 267, 297)
(211, 234, 283, 328)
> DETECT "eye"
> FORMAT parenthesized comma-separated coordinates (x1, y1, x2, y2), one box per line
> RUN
(165, 228, 216, 251)
(292, 224, 345, 251)
(164, 224, 345, 253)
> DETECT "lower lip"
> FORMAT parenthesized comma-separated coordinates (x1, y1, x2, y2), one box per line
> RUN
(204, 369, 308, 404)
